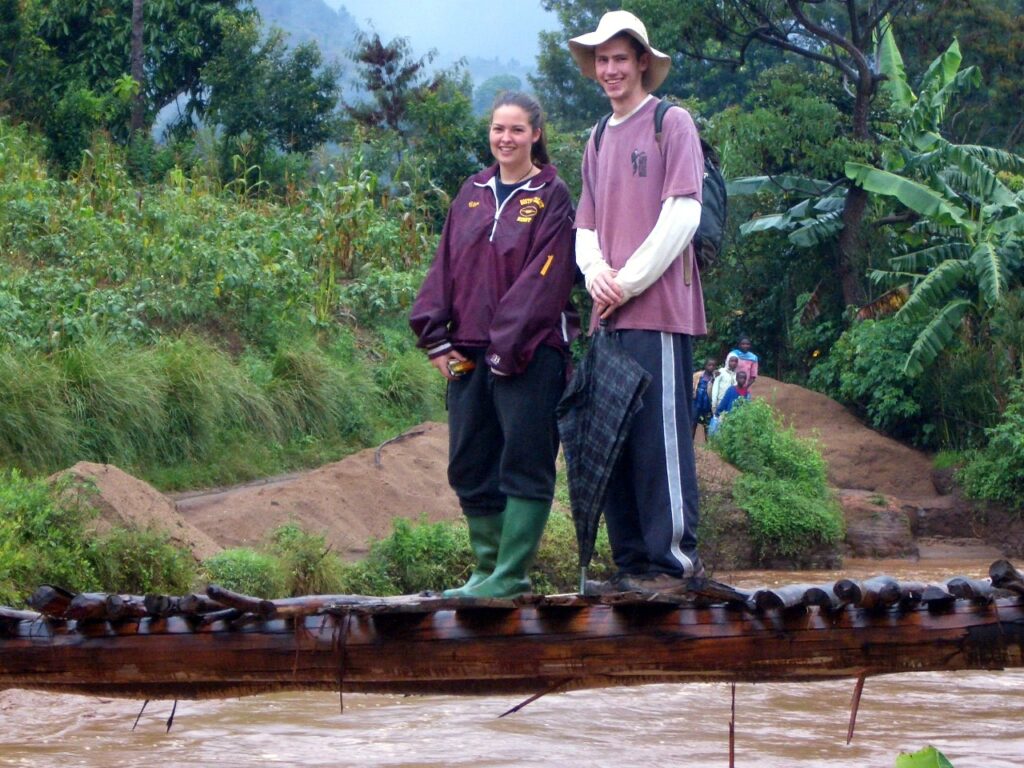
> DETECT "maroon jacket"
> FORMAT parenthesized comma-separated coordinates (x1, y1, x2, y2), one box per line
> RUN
(410, 163, 579, 376)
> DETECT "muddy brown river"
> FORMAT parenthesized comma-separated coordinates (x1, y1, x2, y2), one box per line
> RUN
(2, 560, 1022, 767)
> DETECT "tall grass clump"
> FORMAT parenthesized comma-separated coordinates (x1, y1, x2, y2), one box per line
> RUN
(154, 334, 277, 461)
(711, 399, 843, 562)
(269, 340, 373, 443)
(0, 350, 76, 472)
(58, 338, 168, 466)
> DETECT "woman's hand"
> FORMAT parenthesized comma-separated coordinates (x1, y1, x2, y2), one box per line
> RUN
(431, 350, 469, 381)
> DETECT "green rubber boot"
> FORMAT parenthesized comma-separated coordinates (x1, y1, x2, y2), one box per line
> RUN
(442, 511, 504, 597)
(458, 497, 551, 599)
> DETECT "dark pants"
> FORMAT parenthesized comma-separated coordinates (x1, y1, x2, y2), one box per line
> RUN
(447, 345, 565, 517)
(603, 330, 700, 577)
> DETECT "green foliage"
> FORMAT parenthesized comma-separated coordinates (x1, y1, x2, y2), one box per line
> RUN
(0, 121, 446, 486)
(202, 548, 287, 598)
(203, 16, 341, 156)
(732, 474, 844, 561)
(348, 517, 469, 595)
(957, 382, 1024, 504)
(808, 318, 928, 441)
(269, 523, 345, 596)
(856, 38, 1024, 377)
(895, 745, 956, 768)
(0, 470, 97, 603)
(711, 399, 844, 562)
(88, 527, 197, 595)
(712, 399, 827, 485)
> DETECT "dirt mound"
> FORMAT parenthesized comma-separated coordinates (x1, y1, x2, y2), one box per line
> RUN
(174, 422, 461, 559)
(52, 462, 221, 561)
(751, 376, 938, 499)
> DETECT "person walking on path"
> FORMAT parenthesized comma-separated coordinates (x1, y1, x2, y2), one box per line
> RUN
(409, 92, 578, 599)
(729, 336, 759, 387)
(691, 358, 717, 441)
(569, 10, 707, 593)
(712, 353, 739, 415)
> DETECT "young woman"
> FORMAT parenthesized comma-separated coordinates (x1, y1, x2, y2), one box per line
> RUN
(409, 92, 578, 599)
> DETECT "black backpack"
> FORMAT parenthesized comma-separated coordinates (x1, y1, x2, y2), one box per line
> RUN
(593, 99, 727, 279)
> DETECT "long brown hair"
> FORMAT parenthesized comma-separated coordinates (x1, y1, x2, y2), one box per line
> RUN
(491, 91, 550, 166)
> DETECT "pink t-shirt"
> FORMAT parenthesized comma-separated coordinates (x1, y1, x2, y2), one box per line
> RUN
(576, 99, 707, 336)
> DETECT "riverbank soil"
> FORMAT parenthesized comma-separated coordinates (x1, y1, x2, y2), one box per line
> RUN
(61, 377, 1018, 564)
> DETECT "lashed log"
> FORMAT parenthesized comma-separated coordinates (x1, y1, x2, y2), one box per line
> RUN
(4, 564, 1024, 701)
(206, 585, 276, 617)
(65, 593, 116, 622)
(752, 584, 824, 612)
(27, 585, 74, 618)
(105, 595, 149, 621)
(946, 577, 1002, 604)
(0, 608, 41, 633)
(833, 576, 900, 609)
(990, 560, 1024, 595)
(921, 584, 956, 609)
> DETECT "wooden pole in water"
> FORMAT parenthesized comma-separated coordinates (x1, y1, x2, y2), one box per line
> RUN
(847, 672, 867, 745)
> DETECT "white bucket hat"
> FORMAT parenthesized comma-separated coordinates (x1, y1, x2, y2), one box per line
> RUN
(568, 10, 671, 92)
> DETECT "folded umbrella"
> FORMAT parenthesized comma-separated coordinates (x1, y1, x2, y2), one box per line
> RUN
(556, 325, 651, 592)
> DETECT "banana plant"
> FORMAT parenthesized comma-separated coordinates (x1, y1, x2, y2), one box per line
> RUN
(846, 35, 1024, 375)
(727, 175, 846, 248)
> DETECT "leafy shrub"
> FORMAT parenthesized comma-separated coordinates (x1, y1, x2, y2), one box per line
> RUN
(350, 517, 469, 595)
(808, 317, 927, 441)
(957, 383, 1024, 504)
(712, 399, 827, 485)
(0, 470, 98, 601)
(732, 475, 844, 561)
(202, 548, 286, 598)
(711, 399, 844, 563)
(88, 527, 197, 594)
(270, 523, 345, 596)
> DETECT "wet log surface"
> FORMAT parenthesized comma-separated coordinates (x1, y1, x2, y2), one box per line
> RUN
(1, 563, 1023, 701)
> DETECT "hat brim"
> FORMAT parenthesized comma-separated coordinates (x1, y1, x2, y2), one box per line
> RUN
(568, 30, 671, 92)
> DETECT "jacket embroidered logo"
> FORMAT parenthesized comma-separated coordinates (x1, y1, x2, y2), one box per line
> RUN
(468, 201, 480, 208)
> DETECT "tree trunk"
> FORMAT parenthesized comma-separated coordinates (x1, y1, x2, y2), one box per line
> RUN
(130, 0, 145, 136)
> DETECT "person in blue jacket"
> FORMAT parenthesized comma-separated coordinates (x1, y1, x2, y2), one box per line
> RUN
(409, 92, 578, 599)
(716, 369, 752, 417)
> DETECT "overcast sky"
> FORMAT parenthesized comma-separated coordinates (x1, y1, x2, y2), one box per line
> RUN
(325, 0, 559, 62)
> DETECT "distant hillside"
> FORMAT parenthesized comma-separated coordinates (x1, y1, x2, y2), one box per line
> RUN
(252, 0, 534, 99)
(253, 0, 360, 73)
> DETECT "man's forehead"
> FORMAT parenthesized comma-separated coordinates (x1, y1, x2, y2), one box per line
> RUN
(595, 37, 639, 57)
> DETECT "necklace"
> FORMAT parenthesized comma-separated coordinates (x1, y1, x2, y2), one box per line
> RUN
(501, 164, 535, 184)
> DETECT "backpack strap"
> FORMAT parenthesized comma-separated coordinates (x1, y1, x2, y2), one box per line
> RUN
(593, 112, 612, 152)
(653, 97, 673, 150)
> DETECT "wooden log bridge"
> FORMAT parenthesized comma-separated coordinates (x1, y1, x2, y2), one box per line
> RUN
(2, 561, 1024, 701)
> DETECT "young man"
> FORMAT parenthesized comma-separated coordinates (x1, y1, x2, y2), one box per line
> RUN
(569, 11, 707, 593)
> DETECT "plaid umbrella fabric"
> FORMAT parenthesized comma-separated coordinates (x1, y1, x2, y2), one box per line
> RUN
(556, 327, 651, 589)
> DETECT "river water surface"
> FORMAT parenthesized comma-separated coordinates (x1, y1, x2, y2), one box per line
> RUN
(2, 560, 1022, 767)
